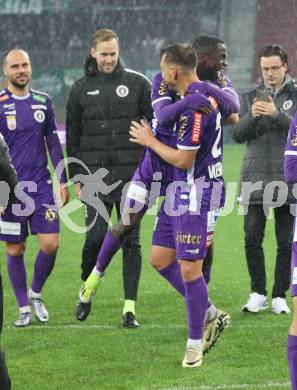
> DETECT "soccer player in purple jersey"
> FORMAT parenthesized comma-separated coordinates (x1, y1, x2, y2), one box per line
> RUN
(284, 113, 297, 390)
(129, 43, 226, 367)
(76, 37, 239, 335)
(0, 49, 69, 327)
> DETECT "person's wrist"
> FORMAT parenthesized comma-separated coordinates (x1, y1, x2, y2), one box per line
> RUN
(147, 136, 156, 149)
(271, 109, 278, 119)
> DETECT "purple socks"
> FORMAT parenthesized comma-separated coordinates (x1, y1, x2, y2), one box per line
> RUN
(6, 254, 29, 308)
(96, 231, 121, 273)
(158, 260, 185, 296)
(31, 250, 56, 294)
(158, 261, 212, 309)
(184, 276, 208, 340)
(288, 334, 297, 390)
(7, 251, 56, 308)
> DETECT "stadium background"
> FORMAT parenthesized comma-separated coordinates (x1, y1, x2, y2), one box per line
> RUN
(0, 0, 296, 124)
(0, 1, 296, 389)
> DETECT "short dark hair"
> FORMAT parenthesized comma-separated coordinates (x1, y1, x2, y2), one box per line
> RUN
(259, 44, 288, 65)
(193, 35, 224, 56)
(160, 43, 197, 72)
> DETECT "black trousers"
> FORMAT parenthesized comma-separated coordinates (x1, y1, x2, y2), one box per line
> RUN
(0, 274, 11, 390)
(81, 201, 142, 301)
(244, 204, 294, 298)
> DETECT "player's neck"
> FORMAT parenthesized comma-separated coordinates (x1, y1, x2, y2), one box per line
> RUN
(8, 84, 29, 97)
(178, 74, 200, 96)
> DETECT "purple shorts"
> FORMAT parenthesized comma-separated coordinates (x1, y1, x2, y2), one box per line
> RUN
(0, 189, 60, 243)
(152, 201, 219, 260)
(130, 148, 173, 194)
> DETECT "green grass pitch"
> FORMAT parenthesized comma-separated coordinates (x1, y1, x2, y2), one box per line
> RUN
(0, 144, 292, 389)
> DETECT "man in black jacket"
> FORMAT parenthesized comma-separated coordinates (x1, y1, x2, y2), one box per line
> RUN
(0, 134, 17, 390)
(230, 44, 297, 314)
(66, 29, 153, 327)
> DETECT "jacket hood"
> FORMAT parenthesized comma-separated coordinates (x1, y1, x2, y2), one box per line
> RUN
(84, 55, 125, 79)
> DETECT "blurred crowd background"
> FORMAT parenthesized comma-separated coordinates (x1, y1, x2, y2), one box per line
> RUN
(0, 0, 296, 128)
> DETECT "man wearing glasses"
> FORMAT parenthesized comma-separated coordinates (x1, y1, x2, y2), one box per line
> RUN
(230, 44, 297, 315)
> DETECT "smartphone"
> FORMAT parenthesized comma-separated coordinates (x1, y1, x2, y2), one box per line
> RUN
(255, 89, 270, 102)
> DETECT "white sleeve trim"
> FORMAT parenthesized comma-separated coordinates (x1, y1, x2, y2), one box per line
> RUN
(177, 144, 201, 151)
(152, 96, 172, 105)
(285, 150, 297, 156)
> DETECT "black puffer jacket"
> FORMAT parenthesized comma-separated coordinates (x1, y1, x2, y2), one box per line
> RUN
(0, 135, 17, 207)
(229, 76, 297, 205)
(66, 56, 153, 201)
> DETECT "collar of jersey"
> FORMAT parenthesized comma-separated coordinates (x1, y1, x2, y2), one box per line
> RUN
(6, 88, 30, 100)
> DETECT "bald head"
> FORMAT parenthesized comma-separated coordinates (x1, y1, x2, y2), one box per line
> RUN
(3, 49, 32, 93)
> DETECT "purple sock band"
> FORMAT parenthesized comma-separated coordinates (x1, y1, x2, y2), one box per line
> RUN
(184, 276, 208, 340)
(6, 254, 28, 308)
(96, 231, 121, 273)
(288, 334, 297, 390)
(31, 250, 56, 294)
(158, 260, 185, 296)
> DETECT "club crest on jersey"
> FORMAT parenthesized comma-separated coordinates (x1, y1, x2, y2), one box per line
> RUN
(116, 85, 129, 97)
(45, 208, 57, 223)
(34, 109, 45, 123)
(191, 112, 202, 144)
(6, 115, 16, 131)
(283, 100, 293, 111)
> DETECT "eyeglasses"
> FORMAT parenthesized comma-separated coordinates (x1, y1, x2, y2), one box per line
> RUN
(261, 65, 285, 73)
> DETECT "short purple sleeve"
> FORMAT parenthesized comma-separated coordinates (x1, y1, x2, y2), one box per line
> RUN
(176, 110, 207, 151)
(284, 112, 297, 183)
(45, 97, 67, 183)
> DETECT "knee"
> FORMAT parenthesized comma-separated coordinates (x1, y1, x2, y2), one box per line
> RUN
(41, 239, 59, 254)
(111, 221, 133, 241)
(180, 261, 202, 281)
(7, 242, 26, 256)
(149, 256, 163, 271)
(244, 232, 264, 247)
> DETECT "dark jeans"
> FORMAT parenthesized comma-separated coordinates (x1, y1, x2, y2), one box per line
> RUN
(244, 204, 294, 298)
(81, 201, 142, 301)
(0, 274, 11, 390)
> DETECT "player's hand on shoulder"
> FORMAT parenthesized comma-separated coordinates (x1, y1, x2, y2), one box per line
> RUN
(184, 93, 212, 114)
(129, 119, 154, 147)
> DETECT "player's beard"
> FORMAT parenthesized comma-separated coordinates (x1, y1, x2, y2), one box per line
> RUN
(10, 76, 30, 90)
(197, 66, 218, 82)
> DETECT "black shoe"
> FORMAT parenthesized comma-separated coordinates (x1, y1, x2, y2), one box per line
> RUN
(122, 312, 140, 328)
(76, 301, 91, 321)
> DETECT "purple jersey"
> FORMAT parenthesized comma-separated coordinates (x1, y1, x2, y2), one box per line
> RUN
(285, 112, 297, 160)
(0, 88, 57, 188)
(173, 82, 224, 212)
(151, 72, 177, 147)
(284, 113, 297, 297)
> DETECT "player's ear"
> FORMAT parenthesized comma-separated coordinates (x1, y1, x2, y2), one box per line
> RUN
(172, 67, 178, 80)
(90, 47, 96, 59)
(3, 64, 7, 76)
